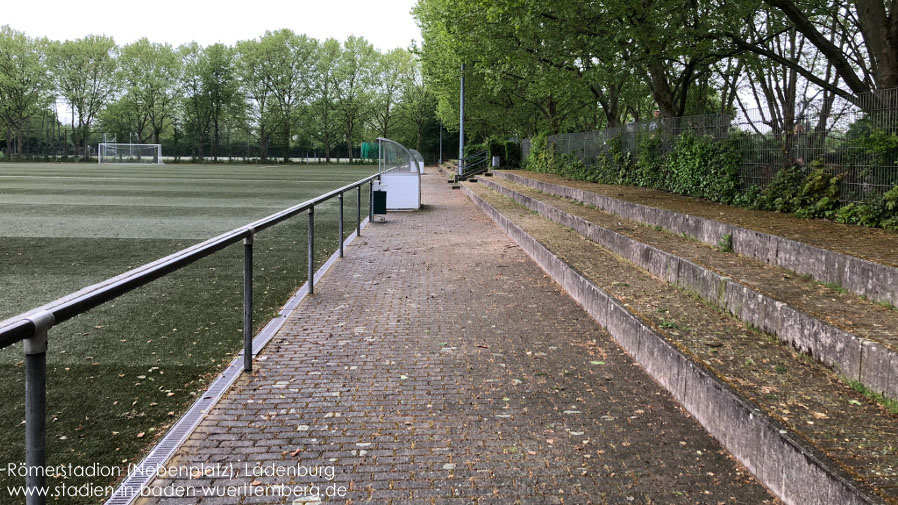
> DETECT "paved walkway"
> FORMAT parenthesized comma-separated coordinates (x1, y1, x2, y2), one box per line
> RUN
(140, 173, 775, 504)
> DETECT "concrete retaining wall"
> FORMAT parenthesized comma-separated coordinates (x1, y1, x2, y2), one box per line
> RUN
(479, 177, 897, 400)
(495, 171, 898, 308)
(463, 184, 882, 505)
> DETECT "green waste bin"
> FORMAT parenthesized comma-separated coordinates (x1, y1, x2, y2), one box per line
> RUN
(373, 190, 387, 215)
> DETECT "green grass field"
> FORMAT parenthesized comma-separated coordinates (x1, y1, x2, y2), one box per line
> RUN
(0, 163, 374, 502)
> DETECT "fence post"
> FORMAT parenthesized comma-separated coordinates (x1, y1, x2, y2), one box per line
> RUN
(25, 311, 53, 505)
(243, 233, 253, 373)
(338, 193, 344, 258)
(368, 181, 374, 221)
(308, 207, 315, 295)
(357, 185, 361, 237)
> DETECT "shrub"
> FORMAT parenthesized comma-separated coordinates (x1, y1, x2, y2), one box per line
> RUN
(835, 201, 882, 227)
(755, 165, 805, 212)
(593, 135, 632, 184)
(661, 131, 742, 203)
(791, 163, 845, 219)
(634, 132, 663, 187)
(861, 129, 898, 167)
(733, 184, 761, 208)
(524, 132, 559, 173)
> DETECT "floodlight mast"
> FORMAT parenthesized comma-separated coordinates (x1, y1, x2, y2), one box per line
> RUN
(458, 63, 465, 177)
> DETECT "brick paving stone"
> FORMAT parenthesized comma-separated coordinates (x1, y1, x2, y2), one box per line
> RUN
(137, 172, 777, 505)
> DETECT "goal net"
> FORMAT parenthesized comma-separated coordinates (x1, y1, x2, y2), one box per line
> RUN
(98, 143, 163, 164)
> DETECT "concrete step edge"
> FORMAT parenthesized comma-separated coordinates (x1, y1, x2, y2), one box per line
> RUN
(478, 176, 897, 401)
(494, 171, 898, 309)
(462, 183, 884, 505)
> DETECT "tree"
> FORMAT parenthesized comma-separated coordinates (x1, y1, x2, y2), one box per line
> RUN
(720, 0, 896, 101)
(397, 60, 436, 152)
(371, 48, 414, 139)
(98, 95, 150, 145)
(180, 42, 213, 158)
(333, 36, 376, 162)
(734, 7, 842, 134)
(413, 0, 636, 135)
(0, 26, 52, 155)
(236, 39, 276, 161)
(308, 39, 342, 162)
(765, 0, 895, 95)
(181, 42, 238, 160)
(252, 29, 316, 162)
(48, 35, 118, 160)
(118, 38, 181, 144)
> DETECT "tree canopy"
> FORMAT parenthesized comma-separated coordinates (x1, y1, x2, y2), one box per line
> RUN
(0, 26, 439, 162)
(413, 0, 896, 139)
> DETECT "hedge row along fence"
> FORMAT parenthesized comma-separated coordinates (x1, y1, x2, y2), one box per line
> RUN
(520, 89, 898, 230)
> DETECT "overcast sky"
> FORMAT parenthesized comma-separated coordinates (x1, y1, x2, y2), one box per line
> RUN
(4, 0, 421, 51)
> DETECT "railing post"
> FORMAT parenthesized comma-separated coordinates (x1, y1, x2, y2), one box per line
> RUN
(356, 185, 361, 237)
(243, 233, 254, 373)
(338, 193, 344, 258)
(25, 311, 53, 505)
(368, 181, 374, 221)
(308, 207, 315, 295)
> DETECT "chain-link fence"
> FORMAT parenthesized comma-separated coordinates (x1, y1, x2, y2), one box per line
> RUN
(522, 88, 898, 202)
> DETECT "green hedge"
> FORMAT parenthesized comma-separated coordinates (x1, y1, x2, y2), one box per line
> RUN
(523, 128, 898, 231)
(524, 130, 742, 204)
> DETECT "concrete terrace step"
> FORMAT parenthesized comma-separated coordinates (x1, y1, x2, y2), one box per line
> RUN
(494, 171, 898, 308)
(479, 175, 898, 401)
(437, 161, 458, 182)
(463, 181, 898, 505)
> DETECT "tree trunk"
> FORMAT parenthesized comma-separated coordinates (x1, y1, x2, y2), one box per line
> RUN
(547, 95, 558, 134)
(854, 0, 898, 90)
(82, 123, 91, 160)
(346, 136, 353, 163)
(71, 114, 77, 158)
(283, 122, 290, 163)
(213, 120, 220, 162)
(647, 58, 677, 118)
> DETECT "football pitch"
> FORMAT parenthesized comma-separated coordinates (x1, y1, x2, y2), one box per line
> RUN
(0, 163, 375, 501)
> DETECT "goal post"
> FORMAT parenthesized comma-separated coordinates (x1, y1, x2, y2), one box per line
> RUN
(98, 143, 163, 164)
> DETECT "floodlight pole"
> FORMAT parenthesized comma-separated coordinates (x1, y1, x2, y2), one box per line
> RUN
(458, 63, 465, 177)
(439, 120, 443, 165)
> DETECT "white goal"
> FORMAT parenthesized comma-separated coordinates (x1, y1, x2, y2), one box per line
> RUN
(98, 143, 163, 164)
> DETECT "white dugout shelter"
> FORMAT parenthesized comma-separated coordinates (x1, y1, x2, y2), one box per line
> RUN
(374, 137, 422, 210)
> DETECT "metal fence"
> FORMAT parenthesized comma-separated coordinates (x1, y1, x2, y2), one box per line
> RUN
(521, 88, 898, 202)
(0, 172, 382, 505)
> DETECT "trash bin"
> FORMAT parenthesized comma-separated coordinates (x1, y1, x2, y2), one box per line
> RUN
(373, 190, 387, 215)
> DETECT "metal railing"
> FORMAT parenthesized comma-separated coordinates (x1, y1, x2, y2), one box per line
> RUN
(0, 171, 382, 505)
(457, 149, 489, 180)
